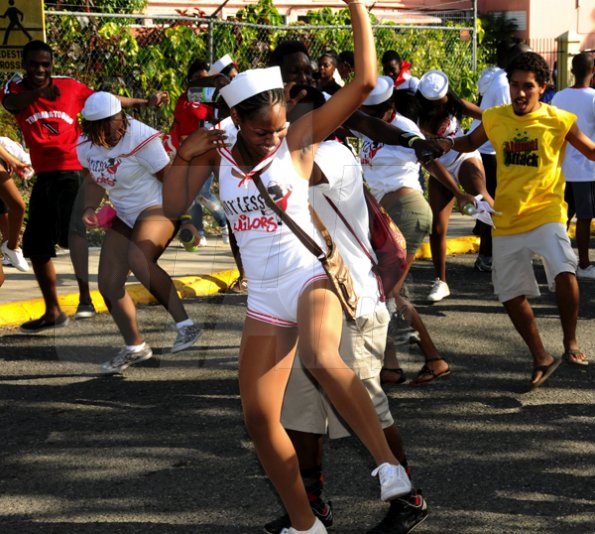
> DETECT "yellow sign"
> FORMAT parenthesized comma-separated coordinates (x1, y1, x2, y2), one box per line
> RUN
(0, 0, 45, 73)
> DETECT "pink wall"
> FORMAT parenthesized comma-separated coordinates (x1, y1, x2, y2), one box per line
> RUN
(479, 0, 595, 46)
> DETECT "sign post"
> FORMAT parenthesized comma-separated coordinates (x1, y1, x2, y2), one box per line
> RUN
(0, 0, 45, 73)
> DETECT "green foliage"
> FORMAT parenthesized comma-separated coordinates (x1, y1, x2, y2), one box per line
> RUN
(0, 108, 19, 142)
(42, 0, 494, 130)
(53, 0, 148, 14)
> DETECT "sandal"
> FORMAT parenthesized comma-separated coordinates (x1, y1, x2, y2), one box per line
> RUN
(227, 276, 247, 294)
(562, 349, 589, 367)
(380, 367, 406, 385)
(529, 357, 562, 391)
(409, 357, 450, 386)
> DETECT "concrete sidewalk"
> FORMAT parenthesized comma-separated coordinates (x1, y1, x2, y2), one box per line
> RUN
(0, 212, 480, 328)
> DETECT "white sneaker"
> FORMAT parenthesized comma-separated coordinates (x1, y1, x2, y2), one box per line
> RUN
(172, 323, 203, 353)
(427, 278, 450, 302)
(1, 241, 29, 272)
(371, 463, 412, 501)
(576, 264, 595, 280)
(280, 517, 327, 534)
(100, 345, 153, 374)
(2, 254, 12, 266)
(198, 236, 208, 247)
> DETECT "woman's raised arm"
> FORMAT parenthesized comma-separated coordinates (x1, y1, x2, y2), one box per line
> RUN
(288, 1, 376, 151)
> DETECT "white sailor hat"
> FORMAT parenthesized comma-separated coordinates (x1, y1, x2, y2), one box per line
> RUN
(418, 70, 449, 100)
(208, 54, 234, 75)
(362, 76, 394, 106)
(219, 66, 284, 108)
(81, 92, 122, 121)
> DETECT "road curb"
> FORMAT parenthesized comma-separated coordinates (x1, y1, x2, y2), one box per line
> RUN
(0, 268, 239, 330)
(0, 234, 484, 329)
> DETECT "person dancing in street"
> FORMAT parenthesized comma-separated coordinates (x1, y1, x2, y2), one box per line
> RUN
(354, 76, 475, 385)
(78, 92, 207, 374)
(446, 52, 593, 387)
(416, 69, 493, 303)
(163, 3, 411, 532)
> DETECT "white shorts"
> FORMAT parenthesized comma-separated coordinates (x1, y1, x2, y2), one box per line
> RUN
(492, 222, 577, 302)
(246, 265, 327, 327)
(281, 308, 393, 439)
(441, 150, 482, 185)
(117, 203, 162, 229)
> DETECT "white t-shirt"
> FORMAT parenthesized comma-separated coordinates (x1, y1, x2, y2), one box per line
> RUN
(354, 113, 423, 202)
(311, 140, 383, 317)
(469, 66, 511, 155)
(551, 87, 595, 182)
(77, 118, 169, 226)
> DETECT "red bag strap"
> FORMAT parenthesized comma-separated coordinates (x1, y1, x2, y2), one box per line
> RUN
(323, 192, 377, 267)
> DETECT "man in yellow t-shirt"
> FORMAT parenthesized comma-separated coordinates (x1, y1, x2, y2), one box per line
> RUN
(449, 52, 595, 390)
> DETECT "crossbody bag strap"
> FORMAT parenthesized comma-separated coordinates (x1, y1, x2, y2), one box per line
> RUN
(251, 171, 329, 259)
(235, 135, 326, 259)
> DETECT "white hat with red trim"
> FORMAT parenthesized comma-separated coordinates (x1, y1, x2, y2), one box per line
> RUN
(362, 76, 394, 106)
(208, 54, 234, 75)
(81, 92, 122, 121)
(219, 66, 284, 108)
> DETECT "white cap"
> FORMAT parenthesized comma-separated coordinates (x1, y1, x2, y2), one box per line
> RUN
(362, 76, 394, 106)
(208, 54, 234, 75)
(81, 92, 122, 121)
(418, 70, 449, 100)
(219, 66, 284, 108)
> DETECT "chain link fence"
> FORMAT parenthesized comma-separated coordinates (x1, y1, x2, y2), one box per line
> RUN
(44, 10, 476, 130)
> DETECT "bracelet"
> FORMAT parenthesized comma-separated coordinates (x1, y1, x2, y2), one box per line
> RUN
(176, 152, 192, 163)
(407, 135, 422, 148)
(400, 132, 422, 148)
(179, 214, 192, 222)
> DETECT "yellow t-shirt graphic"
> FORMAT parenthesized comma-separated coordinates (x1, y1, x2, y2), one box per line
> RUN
(483, 104, 576, 236)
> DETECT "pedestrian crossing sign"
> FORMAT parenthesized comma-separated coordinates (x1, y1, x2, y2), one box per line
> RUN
(0, 0, 45, 73)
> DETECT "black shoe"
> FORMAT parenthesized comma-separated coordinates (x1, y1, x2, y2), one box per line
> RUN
(263, 499, 333, 534)
(367, 490, 428, 534)
(20, 313, 69, 334)
(474, 254, 492, 272)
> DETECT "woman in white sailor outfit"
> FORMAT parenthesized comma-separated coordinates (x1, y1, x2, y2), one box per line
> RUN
(77, 92, 219, 375)
(415, 70, 493, 303)
(163, 3, 411, 533)
(354, 76, 475, 385)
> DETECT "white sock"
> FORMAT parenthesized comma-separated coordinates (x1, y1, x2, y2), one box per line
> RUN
(125, 342, 146, 352)
(176, 319, 193, 329)
(293, 518, 323, 533)
(386, 297, 397, 314)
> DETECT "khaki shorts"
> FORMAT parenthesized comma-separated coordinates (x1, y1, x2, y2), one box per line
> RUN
(492, 222, 577, 302)
(281, 307, 394, 440)
(383, 191, 432, 254)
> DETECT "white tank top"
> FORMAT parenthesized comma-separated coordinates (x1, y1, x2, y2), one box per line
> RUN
(218, 138, 323, 285)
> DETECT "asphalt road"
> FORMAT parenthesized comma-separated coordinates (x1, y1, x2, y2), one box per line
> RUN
(1, 254, 594, 533)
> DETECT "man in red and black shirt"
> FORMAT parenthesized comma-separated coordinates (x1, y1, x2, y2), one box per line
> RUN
(2, 40, 168, 333)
